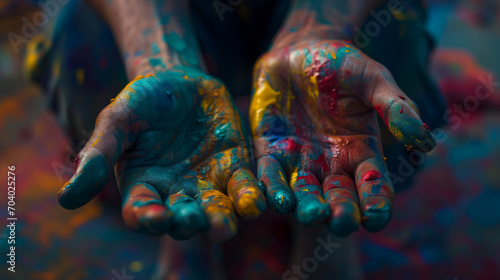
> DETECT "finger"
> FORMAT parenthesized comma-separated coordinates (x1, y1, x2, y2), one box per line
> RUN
(166, 190, 209, 241)
(354, 157, 394, 232)
(323, 175, 361, 237)
(121, 183, 173, 235)
(227, 168, 267, 219)
(58, 101, 132, 209)
(197, 180, 238, 242)
(257, 156, 294, 214)
(371, 68, 436, 152)
(291, 170, 330, 227)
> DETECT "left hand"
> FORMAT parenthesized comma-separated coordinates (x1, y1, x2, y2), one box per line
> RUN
(58, 67, 266, 241)
(250, 40, 436, 236)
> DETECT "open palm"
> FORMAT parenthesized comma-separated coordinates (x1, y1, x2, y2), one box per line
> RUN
(58, 67, 265, 241)
(250, 40, 435, 236)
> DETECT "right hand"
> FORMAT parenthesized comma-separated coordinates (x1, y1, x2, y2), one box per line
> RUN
(58, 66, 266, 241)
(250, 40, 436, 236)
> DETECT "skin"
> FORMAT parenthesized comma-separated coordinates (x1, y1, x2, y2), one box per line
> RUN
(251, 0, 436, 236)
(57, 0, 435, 243)
(57, 1, 266, 241)
(40, 0, 442, 278)
(58, 67, 266, 241)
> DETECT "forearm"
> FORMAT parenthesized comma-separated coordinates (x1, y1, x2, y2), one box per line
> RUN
(86, 0, 204, 79)
(271, 0, 387, 49)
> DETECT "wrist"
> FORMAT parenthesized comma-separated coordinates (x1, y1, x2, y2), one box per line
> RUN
(271, 0, 386, 50)
(101, 0, 205, 79)
(126, 50, 200, 78)
(271, 24, 351, 50)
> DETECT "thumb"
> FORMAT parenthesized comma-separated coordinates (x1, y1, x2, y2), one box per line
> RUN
(58, 102, 133, 209)
(370, 70, 436, 152)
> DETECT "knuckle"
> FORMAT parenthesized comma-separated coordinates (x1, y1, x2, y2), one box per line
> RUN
(368, 60, 393, 82)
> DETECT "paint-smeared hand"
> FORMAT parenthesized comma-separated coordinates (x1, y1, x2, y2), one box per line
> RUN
(250, 40, 436, 236)
(58, 67, 266, 241)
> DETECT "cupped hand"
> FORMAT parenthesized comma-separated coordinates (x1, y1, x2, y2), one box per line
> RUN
(58, 66, 266, 241)
(250, 40, 435, 236)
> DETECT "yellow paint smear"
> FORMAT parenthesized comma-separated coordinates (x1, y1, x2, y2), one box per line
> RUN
(289, 167, 299, 188)
(110, 75, 145, 103)
(91, 132, 103, 147)
(249, 81, 282, 136)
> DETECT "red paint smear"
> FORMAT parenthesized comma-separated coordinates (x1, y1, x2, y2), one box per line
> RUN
(316, 61, 340, 116)
(398, 95, 406, 100)
(423, 123, 430, 130)
(146, 204, 166, 214)
(362, 170, 382, 182)
(74, 154, 81, 173)
(308, 51, 322, 77)
(133, 58, 142, 67)
(296, 175, 318, 186)
(283, 138, 300, 152)
(399, 104, 404, 114)
(314, 152, 330, 173)
(273, 138, 300, 153)
(296, 174, 322, 194)
(318, 72, 336, 93)
(374, 105, 387, 124)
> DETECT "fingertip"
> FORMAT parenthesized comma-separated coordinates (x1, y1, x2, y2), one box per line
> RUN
(122, 183, 173, 235)
(291, 170, 330, 226)
(418, 126, 437, 152)
(57, 182, 75, 210)
(360, 196, 392, 232)
(295, 196, 331, 227)
(229, 169, 267, 219)
(58, 155, 110, 209)
(326, 201, 360, 237)
(206, 211, 238, 242)
(388, 107, 437, 152)
(234, 189, 267, 220)
(266, 187, 294, 214)
(134, 202, 174, 235)
(168, 201, 209, 240)
(200, 190, 238, 242)
(323, 175, 360, 236)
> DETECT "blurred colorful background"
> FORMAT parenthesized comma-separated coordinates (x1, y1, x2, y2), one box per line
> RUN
(1, 0, 499, 279)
